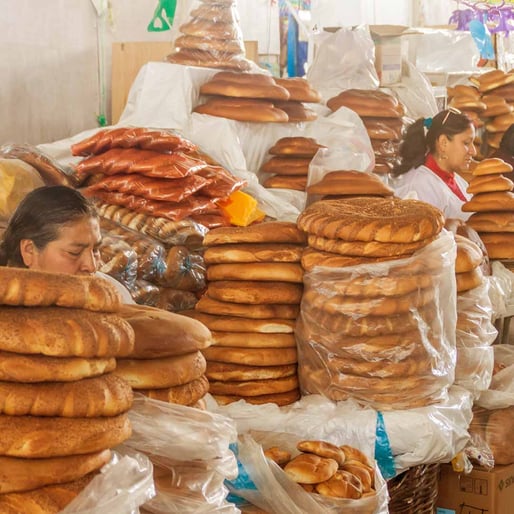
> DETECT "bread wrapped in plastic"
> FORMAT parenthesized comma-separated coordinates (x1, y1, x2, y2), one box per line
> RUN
(157, 245, 206, 291)
(98, 232, 138, 290)
(155, 288, 198, 312)
(0, 158, 45, 220)
(128, 279, 161, 306)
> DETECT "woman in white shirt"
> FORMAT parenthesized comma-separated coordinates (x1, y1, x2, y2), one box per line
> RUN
(391, 107, 476, 221)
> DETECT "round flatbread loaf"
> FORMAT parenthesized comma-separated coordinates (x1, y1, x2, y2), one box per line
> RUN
(203, 221, 307, 246)
(211, 331, 296, 348)
(203, 345, 297, 366)
(298, 197, 444, 243)
(0, 307, 134, 358)
(193, 97, 288, 122)
(117, 303, 212, 358)
(139, 375, 209, 405)
(0, 351, 116, 382)
(284, 453, 339, 484)
(204, 243, 303, 264)
(207, 280, 303, 304)
(0, 267, 121, 311)
(272, 101, 317, 122)
(207, 262, 304, 283)
(455, 235, 484, 273)
(0, 373, 133, 417)
(0, 413, 131, 458)
(268, 136, 324, 157)
(206, 361, 296, 381)
(456, 267, 484, 293)
(213, 388, 300, 406)
(196, 296, 299, 319)
(0, 449, 111, 494)
(274, 79, 322, 104)
(462, 191, 514, 212)
(301, 247, 398, 271)
(261, 157, 312, 175)
(263, 175, 307, 191)
(468, 211, 514, 232)
(467, 174, 514, 194)
(183, 310, 295, 333)
(306, 170, 394, 197)
(209, 375, 298, 396)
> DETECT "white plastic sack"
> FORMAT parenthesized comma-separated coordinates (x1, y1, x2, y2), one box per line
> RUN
(477, 345, 514, 410)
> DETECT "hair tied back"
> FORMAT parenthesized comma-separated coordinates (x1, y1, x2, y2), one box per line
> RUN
(423, 117, 433, 129)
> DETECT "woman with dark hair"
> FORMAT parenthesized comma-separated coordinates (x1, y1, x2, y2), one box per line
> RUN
(391, 108, 476, 220)
(0, 185, 133, 301)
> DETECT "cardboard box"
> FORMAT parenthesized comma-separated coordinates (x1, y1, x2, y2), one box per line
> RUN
(436, 463, 514, 514)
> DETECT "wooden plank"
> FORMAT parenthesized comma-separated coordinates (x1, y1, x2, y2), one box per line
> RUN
(111, 41, 172, 124)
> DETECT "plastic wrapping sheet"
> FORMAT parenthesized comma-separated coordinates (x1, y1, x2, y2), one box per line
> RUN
(123, 395, 238, 513)
(454, 345, 494, 395)
(307, 26, 380, 102)
(0, 158, 45, 220)
(99, 232, 138, 290)
(226, 432, 388, 514)
(491, 260, 514, 318)
(60, 451, 155, 514)
(477, 345, 514, 410)
(296, 231, 457, 411)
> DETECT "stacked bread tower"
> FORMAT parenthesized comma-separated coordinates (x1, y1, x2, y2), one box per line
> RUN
(463, 157, 514, 260)
(184, 221, 307, 407)
(326, 89, 406, 175)
(296, 197, 452, 410)
(112, 304, 213, 408)
(0, 267, 134, 510)
(195, 72, 320, 123)
(167, 0, 251, 71)
(260, 136, 326, 192)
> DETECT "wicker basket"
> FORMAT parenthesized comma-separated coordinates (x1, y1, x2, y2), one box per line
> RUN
(387, 463, 440, 514)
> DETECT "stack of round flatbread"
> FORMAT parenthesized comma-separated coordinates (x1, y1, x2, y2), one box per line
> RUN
(184, 221, 307, 407)
(464, 158, 514, 260)
(261, 136, 325, 192)
(295, 197, 452, 410)
(113, 303, 213, 409)
(0, 267, 134, 508)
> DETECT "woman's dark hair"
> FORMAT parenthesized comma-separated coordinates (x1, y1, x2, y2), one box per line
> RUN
(499, 124, 514, 154)
(0, 186, 97, 267)
(391, 109, 473, 177)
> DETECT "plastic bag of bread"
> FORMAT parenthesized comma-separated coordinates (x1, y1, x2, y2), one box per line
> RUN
(129, 279, 161, 306)
(157, 245, 206, 291)
(0, 158, 45, 220)
(99, 232, 138, 291)
(296, 231, 457, 411)
(226, 431, 388, 514)
(155, 287, 198, 312)
(121, 395, 238, 513)
(99, 217, 167, 282)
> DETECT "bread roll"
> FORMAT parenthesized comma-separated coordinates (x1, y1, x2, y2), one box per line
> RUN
(284, 453, 338, 484)
(462, 191, 514, 212)
(473, 69, 514, 93)
(203, 221, 307, 246)
(203, 345, 297, 366)
(261, 157, 311, 175)
(339, 462, 373, 493)
(139, 375, 209, 405)
(207, 280, 303, 304)
(183, 310, 295, 333)
(297, 441, 346, 466)
(468, 211, 514, 232)
(0, 267, 121, 311)
(213, 388, 300, 406)
(326, 89, 404, 117)
(263, 175, 307, 191)
(268, 137, 324, 158)
(210, 331, 296, 348)
(448, 97, 487, 113)
(486, 112, 514, 133)
(0, 413, 131, 458)
(0, 351, 116, 383)
(275, 77, 322, 103)
(193, 97, 288, 122)
(204, 243, 303, 263)
(480, 232, 514, 259)
(114, 351, 206, 389)
(481, 94, 513, 117)
(298, 197, 444, 243)
(272, 101, 317, 122)
(0, 450, 111, 494)
(206, 361, 297, 381)
(471, 157, 513, 176)
(0, 307, 134, 358)
(447, 84, 481, 100)
(0, 373, 132, 417)
(264, 446, 292, 466)
(467, 174, 514, 194)
(340, 445, 372, 467)
(207, 262, 303, 283)
(306, 170, 394, 196)
(455, 234, 484, 273)
(362, 117, 404, 140)
(117, 303, 212, 358)
(196, 296, 299, 319)
(314, 470, 363, 499)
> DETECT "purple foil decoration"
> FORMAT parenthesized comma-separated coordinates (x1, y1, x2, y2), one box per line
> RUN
(450, 1, 514, 34)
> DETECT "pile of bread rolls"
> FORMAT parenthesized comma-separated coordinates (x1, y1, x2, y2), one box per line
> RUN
(265, 440, 376, 500)
(296, 197, 453, 410)
(113, 304, 212, 408)
(185, 221, 307, 407)
(463, 157, 514, 259)
(0, 267, 134, 511)
(260, 136, 325, 192)
(326, 89, 407, 175)
(194, 72, 320, 123)
(167, 0, 252, 71)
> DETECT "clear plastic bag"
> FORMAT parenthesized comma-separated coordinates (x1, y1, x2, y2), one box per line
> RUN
(477, 345, 514, 410)
(99, 232, 138, 291)
(158, 245, 206, 291)
(129, 279, 161, 306)
(155, 287, 198, 312)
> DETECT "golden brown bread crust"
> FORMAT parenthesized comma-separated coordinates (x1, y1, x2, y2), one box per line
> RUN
(207, 280, 303, 304)
(467, 174, 514, 194)
(274, 78, 322, 103)
(298, 198, 444, 243)
(175, 34, 244, 54)
(272, 101, 317, 122)
(167, 48, 251, 71)
(207, 262, 304, 283)
(284, 453, 338, 484)
(264, 446, 292, 466)
(300, 247, 398, 271)
(268, 137, 324, 158)
(203, 221, 307, 246)
(179, 18, 241, 40)
(262, 175, 308, 191)
(0, 450, 111, 494)
(209, 375, 298, 396)
(473, 69, 514, 92)
(261, 157, 312, 175)
(455, 235, 484, 273)
(486, 112, 514, 132)
(0, 267, 121, 311)
(139, 375, 209, 405)
(480, 232, 514, 258)
(468, 211, 514, 232)
(210, 331, 296, 348)
(485, 407, 514, 465)
(206, 361, 297, 381)
(315, 470, 363, 499)
(183, 310, 295, 333)
(0, 374, 133, 417)
(0, 307, 134, 358)
(193, 97, 288, 122)
(0, 413, 131, 458)
(114, 351, 206, 389)
(340, 445, 372, 467)
(462, 191, 514, 212)
(204, 243, 304, 263)
(362, 117, 405, 140)
(213, 388, 300, 406)
(203, 345, 297, 366)
(117, 303, 212, 358)
(297, 440, 346, 466)
(326, 89, 404, 117)
(471, 157, 513, 175)
(306, 170, 394, 196)
(0, 351, 116, 382)
(196, 296, 300, 319)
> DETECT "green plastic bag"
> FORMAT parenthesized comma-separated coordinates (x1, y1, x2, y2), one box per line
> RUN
(148, 0, 177, 32)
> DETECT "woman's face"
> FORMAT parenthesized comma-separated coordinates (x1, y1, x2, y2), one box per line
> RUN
(439, 126, 477, 173)
(21, 216, 102, 275)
